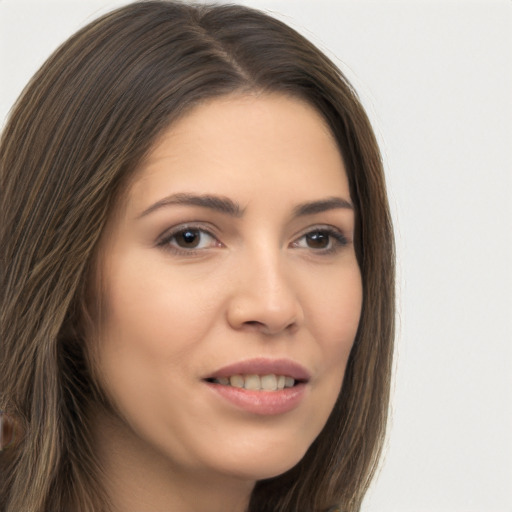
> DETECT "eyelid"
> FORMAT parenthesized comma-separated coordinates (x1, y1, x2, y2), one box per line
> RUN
(290, 224, 350, 252)
(156, 222, 222, 252)
(155, 222, 350, 256)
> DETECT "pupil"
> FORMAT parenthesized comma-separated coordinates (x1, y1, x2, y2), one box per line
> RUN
(177, 229, 200, 248)
(306, 232, 329, 248)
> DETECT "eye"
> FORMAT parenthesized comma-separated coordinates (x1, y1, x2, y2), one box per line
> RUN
(303, 231, 330, 249)
(291, 227, 348, 253)
(158, 226, 221, 252)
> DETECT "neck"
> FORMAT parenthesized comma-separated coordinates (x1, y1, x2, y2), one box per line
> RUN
(93, 409, 254, 512)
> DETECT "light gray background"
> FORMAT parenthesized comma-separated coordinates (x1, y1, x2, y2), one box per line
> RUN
(1, 1, 511, 511)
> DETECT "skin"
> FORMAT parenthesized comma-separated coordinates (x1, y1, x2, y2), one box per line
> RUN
(91, 93, 362, 512)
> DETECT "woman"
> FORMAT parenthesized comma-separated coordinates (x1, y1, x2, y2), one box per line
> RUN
(0, 1, 395, 511)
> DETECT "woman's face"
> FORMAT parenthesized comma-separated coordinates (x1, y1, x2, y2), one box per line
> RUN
(93, 93, 362, 484)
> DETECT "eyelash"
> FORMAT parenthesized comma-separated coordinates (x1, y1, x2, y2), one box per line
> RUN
(157, 224, 349, 256)
(291, 226, 349, 254)
(157, 223, 220, 255)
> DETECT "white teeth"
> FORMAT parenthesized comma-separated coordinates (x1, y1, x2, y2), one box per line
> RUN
(285, 376, 295, 388)
(244, 375, 260, 390)
(230, 375, 244, 388)
(214, 374, 296, 391)
(261, 374, 277, 391)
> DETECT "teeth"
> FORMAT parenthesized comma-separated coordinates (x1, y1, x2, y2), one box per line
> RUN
(244, 374, 260, 390)
(212, 374, 297, 391)
(261, 374, 277, 391)
(285, 376, 294, 388)
(230, 375, 244, 388)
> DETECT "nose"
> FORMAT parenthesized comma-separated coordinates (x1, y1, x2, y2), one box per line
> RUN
(226, 251, 304, 336)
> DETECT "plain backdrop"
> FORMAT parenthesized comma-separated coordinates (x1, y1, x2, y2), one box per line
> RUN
(1, 1, 511, 511)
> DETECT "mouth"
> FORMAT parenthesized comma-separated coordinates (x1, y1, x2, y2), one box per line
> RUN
(205, 374, 303, 391)
(202, 358, 310, 415)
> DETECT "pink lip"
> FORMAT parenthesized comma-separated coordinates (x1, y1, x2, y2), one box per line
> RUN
(203, 358, 310, 416)
(204, 358, 311, 381)
(205, 382, 307, 415)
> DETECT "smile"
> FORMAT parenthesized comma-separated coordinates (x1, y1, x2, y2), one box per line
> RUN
(207, 374, 297, 391)
(203, 358, 310, 415)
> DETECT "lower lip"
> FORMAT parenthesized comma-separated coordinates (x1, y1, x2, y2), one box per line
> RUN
(205, 382, 307, 415)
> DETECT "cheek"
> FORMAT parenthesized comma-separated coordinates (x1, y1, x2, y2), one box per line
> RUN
(305, 264, 362, 398)
(90, 270, 216, 449)
(90, 252, 237, 427)
(98, 254, 220, 357)
(90, 262, 198, 411)
(311, 264, 362, 356)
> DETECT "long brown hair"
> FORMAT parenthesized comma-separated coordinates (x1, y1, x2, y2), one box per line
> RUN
(0, 2, 394, 511)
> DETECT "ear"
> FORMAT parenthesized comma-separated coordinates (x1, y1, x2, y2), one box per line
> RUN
(0, 411, 17, 451)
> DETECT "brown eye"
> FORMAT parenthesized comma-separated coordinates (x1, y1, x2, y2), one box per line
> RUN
(159, 226, 220, 252)
(305, 231, 330, 249)
(175, 229, 201, 248)
(291, 227, 348, 254)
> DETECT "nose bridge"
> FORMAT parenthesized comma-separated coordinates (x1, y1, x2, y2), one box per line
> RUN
(252, 246, 291, 304)
(227, 241, 304, 334)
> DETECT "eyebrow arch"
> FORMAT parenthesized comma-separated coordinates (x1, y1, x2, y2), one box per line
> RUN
(292, 196, 354, 217)
(137, 193, 244, 219)
(138, 193, 353, 220)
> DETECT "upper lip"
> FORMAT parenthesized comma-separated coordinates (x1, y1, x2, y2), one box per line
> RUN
(204, 358, 311, 382)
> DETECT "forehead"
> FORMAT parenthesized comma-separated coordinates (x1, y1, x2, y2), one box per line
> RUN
(126, 93, 350, 215)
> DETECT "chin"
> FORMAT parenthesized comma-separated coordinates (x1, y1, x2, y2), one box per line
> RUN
(202, 431, 312, 482)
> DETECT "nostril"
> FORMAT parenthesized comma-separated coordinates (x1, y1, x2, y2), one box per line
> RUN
(240, 319, 298, 336)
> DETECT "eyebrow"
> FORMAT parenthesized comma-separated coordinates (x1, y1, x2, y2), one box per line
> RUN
(137, 193, 244, 218)
(293, 196, 354, 216)
(137, 193, 353, 219)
